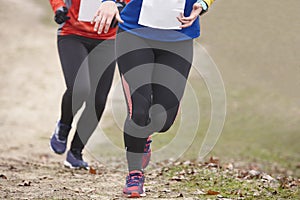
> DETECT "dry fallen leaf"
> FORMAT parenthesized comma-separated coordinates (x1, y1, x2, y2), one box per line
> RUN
(0, 174, 7, 179)
(89, 167, 97, 175)
(207, 190, 220, 195)
(209, 156, 220, 165)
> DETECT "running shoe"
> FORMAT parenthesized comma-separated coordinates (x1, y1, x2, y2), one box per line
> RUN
(142, 136, 152, 169)
(50, 121, 71, 154)
(64, 150, 89, 170)
(123, 170, 146, 198)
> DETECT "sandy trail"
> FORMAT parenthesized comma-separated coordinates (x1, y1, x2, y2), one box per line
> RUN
(0, 1, 181, 199)
(1, 0, 299, 199)
(0, 0, 129, 199)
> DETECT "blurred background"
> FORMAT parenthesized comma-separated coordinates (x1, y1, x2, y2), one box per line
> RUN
(0, 0, 299, 177)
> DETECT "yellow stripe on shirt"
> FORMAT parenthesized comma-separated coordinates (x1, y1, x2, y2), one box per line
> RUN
(203, 0, 214, 7)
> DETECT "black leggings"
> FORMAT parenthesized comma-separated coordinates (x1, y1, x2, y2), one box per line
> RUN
(57, 35, 115, 152)
(116, 30, 193, 170)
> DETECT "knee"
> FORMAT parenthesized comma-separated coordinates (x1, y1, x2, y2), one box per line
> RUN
(150, 114, 175, 133)
(151, 105, 179, 133)
(131, 108, 150, 127)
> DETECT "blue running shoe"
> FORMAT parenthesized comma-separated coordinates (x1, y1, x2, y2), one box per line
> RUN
(142, 136, 152, 169)
(123, 170, 146, 198)
(50, 121, 71, 154)
(64, 150, 89, 170)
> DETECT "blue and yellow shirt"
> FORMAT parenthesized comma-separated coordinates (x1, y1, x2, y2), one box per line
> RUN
(118, 0, 214, 41)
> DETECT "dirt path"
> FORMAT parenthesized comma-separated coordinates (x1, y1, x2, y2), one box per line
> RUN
(1, 1, 299, 199)
(0, 0, 129, 199)
(0, 1, 186, 199)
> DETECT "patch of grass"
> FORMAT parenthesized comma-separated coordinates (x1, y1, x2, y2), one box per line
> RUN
(93, 73, 300, 177)
(160, 164, 300, 199)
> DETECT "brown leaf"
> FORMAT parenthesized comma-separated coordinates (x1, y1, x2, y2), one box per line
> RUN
(89, 167, 97, 175)
(0, 174, 7, 179)
(209, 156, 220, 165)
(207, 190, 220, 195)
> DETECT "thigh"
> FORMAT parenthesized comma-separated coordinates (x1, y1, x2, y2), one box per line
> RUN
(116, 32, 155, 119)
(58, 36, 90, 90)
(152, 40, 193, 108)
(88, 39, 116, 90)
(86, 39, 116, 106)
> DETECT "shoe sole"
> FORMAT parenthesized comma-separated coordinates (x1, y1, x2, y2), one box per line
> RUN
(64, 160, 89, 170)
(124, 192, 146, 198)
(124, 187, 146, 198)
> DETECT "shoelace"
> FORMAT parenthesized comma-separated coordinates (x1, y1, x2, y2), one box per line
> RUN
(144, 137, 152, 153)
(127, 172, 143, 187)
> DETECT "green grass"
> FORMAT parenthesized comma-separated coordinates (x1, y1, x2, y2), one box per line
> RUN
(159, 164, 300, 199)
(95, 73, 300, 177)
(34, 0, 300, 183)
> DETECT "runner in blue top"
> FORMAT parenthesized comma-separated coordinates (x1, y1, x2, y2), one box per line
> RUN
(93, 0, 214, 197)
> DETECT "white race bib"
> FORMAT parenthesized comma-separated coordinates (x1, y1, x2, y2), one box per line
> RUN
(78, 0, 102, 22)
(138, 0, 186, 30)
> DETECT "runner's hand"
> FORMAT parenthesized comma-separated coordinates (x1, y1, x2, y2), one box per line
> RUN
(177, 2, 202, 28)
(110, 1, 126, 28)
(54, 7, 70, 25)
(92, 1, 124, 34)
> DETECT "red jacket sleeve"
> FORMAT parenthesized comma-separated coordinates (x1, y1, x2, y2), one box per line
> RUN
(49, 0, 66, 13)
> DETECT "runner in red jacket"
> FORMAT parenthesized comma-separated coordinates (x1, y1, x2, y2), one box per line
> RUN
(49, 0, 118, 39)
(49, 0, 127, 169)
